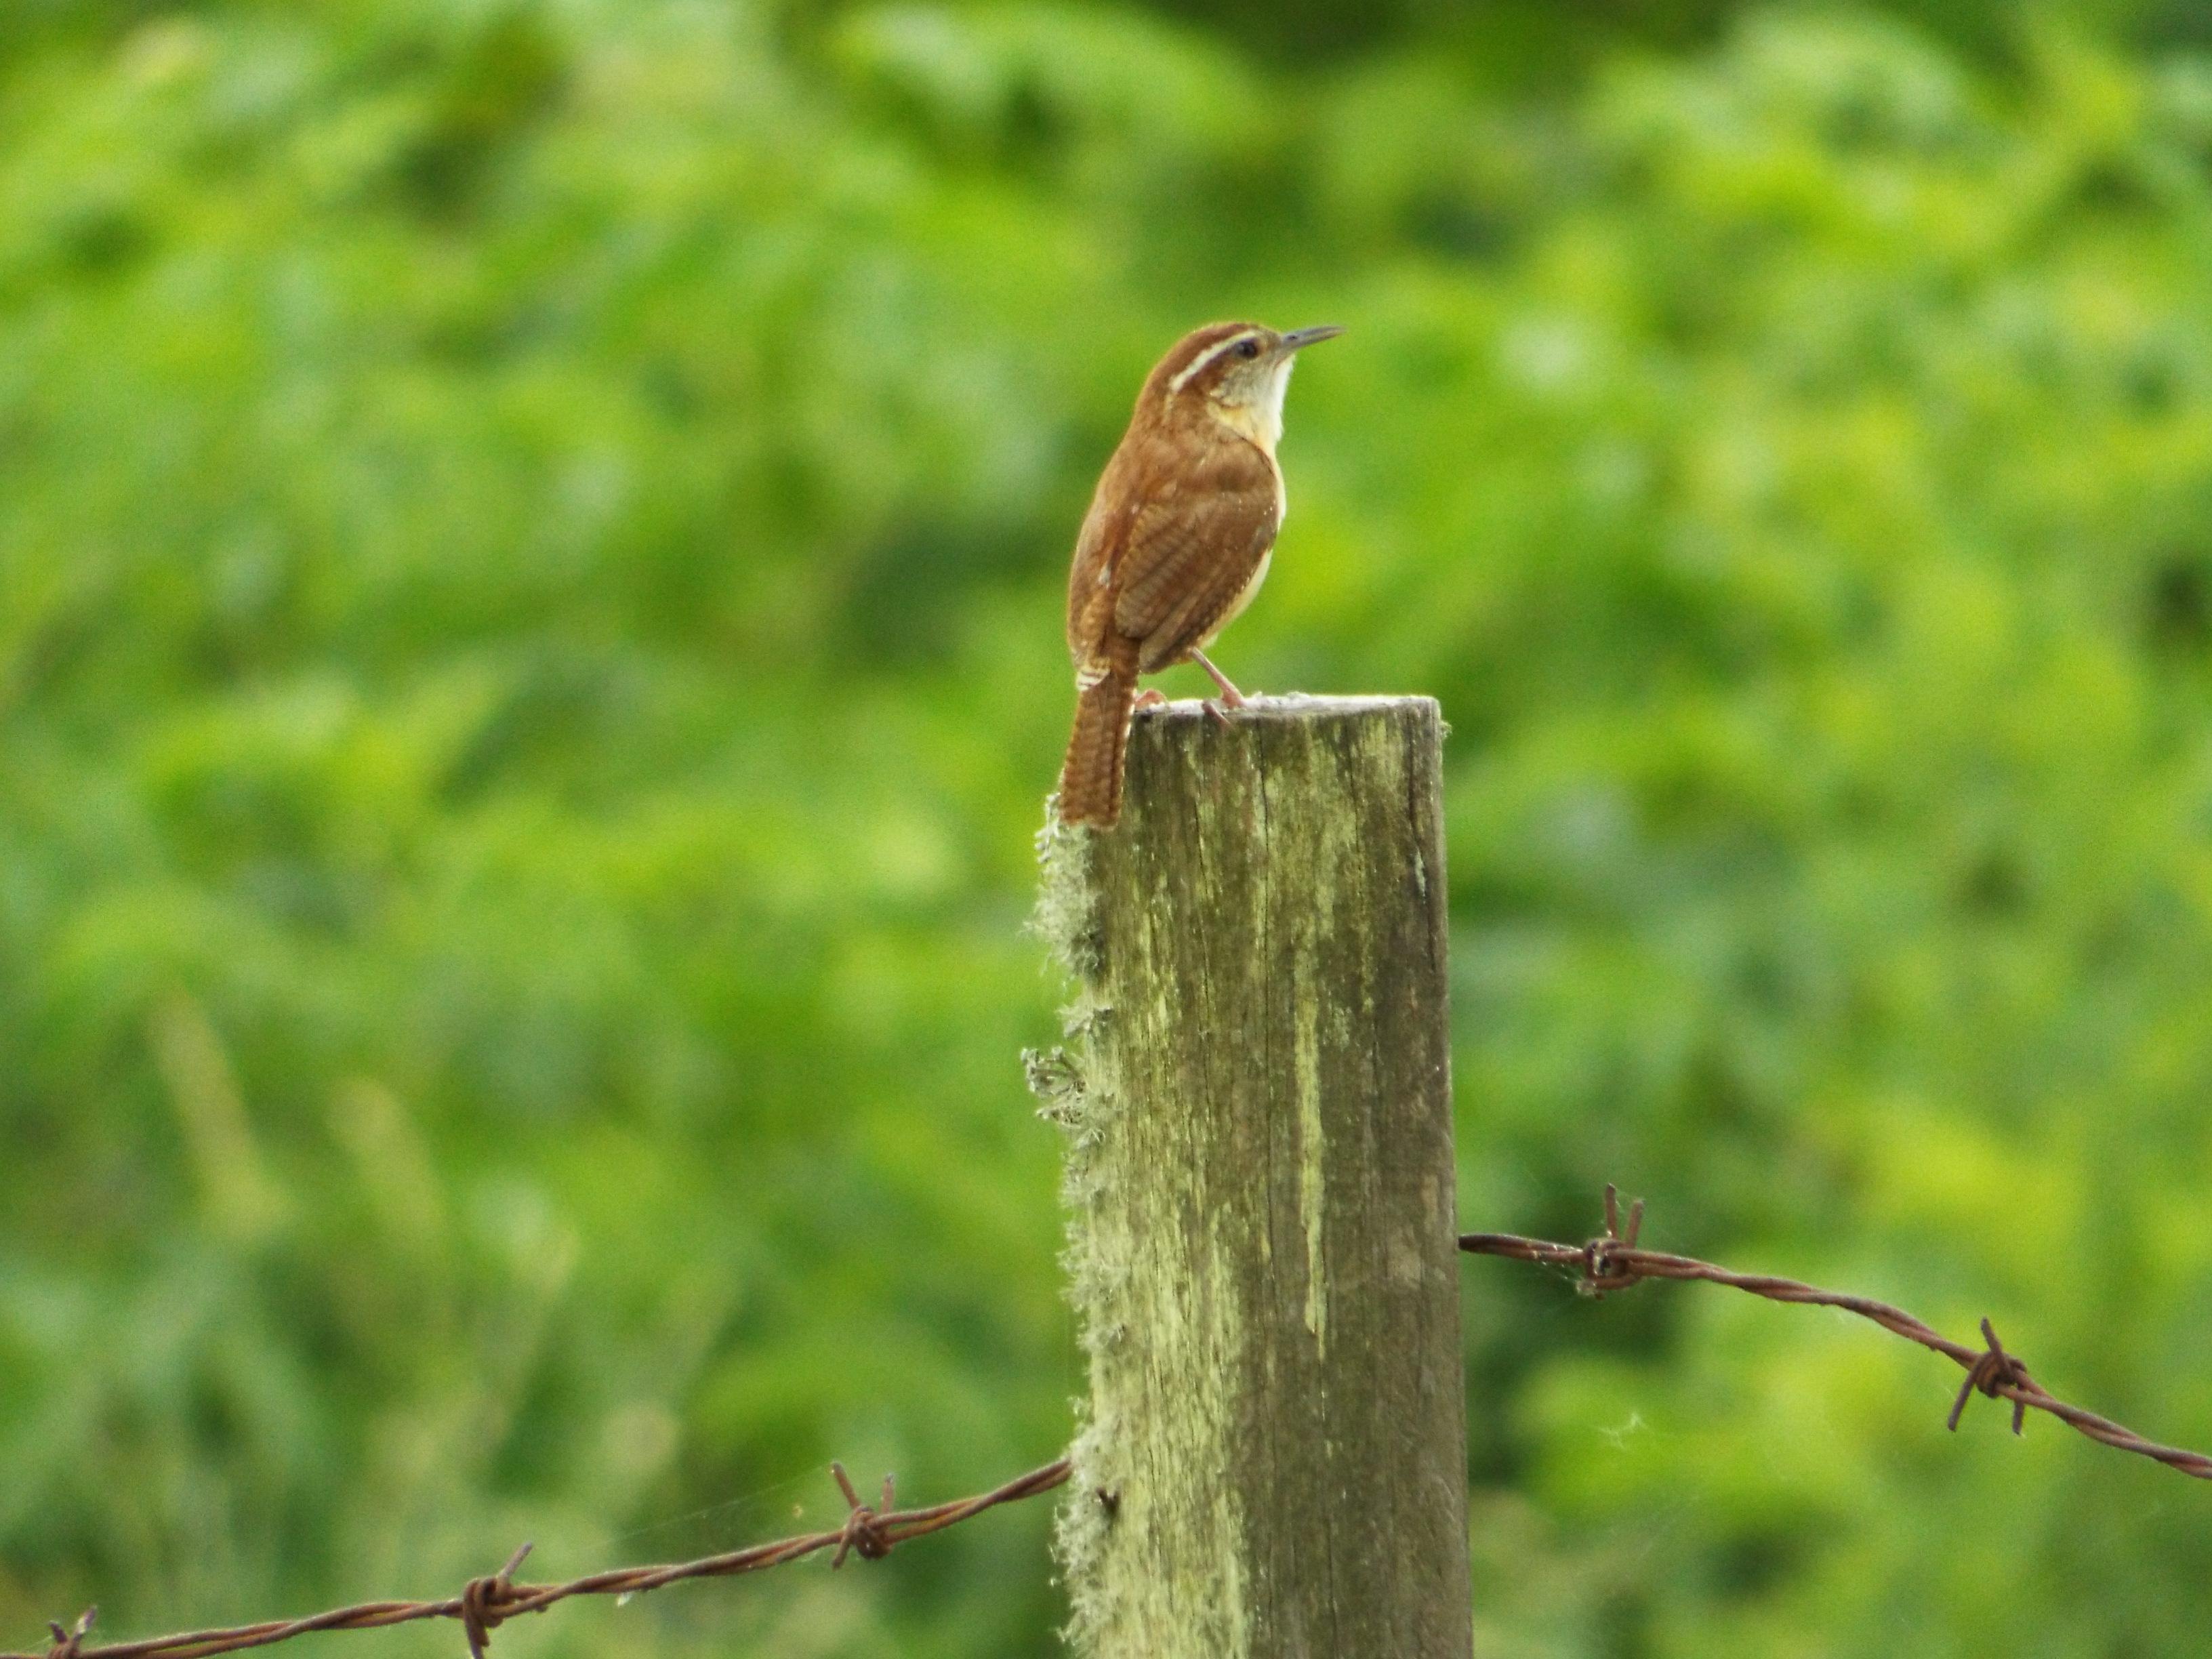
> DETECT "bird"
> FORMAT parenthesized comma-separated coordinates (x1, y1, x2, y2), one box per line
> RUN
(1054, 319, 1342, 829)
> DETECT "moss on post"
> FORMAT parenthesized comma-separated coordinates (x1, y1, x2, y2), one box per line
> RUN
(1032, 695, 1471, 1658)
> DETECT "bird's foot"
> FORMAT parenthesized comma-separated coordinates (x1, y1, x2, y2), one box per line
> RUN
(1202, 690, 1256, 729)
(1189, 649, 1251, 726)
(1132, 689, 1168, 715)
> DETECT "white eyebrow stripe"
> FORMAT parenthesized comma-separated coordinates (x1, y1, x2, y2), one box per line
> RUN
(1168, 330, 1261, 394)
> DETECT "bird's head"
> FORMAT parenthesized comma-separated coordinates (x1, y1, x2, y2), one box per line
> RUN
(1143, 321, 1343, 453)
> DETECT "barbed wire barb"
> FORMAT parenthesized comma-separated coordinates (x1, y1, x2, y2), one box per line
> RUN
(1461, 1187, 2212, 1481)
(45, 1611, 96, 1659)
(458, 1543, 533, 1659)
(829, 1463, 896, 1567)
(1949, 1317, 2030, 1436)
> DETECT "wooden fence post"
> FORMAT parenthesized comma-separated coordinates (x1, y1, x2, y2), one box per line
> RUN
(1032, 694, 1471, 1657)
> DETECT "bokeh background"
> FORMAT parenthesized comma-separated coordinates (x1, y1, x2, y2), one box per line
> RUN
(9, 0, 2212, 1653)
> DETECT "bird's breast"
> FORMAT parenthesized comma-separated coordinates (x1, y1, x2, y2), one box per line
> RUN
(1208, 544, 1273, 642)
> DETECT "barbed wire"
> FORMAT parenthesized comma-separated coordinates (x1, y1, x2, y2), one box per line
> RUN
(1461, 1185, 2212, 1481)
(3, 1458, 1072, 1659)
(19, 1193, 2211, 1659)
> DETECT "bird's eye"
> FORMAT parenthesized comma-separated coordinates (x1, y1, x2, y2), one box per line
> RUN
(1235, 340, 1261, 360)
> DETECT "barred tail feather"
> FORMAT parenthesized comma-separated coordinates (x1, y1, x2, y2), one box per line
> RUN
(1057, 661, 1139, 829)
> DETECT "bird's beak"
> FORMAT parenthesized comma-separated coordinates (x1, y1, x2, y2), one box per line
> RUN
(1279, 325, 1345, 352)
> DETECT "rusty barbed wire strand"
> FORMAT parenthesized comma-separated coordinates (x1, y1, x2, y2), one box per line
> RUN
(22, 1192, 2210, 1659)
(1461, 1185, 2212, 1481)
(3, 1458, 1071, 1659)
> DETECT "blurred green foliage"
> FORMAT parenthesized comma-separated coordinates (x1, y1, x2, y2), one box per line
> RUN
(7, 1, 2212, 1654)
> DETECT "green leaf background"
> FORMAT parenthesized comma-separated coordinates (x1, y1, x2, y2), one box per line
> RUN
(7, 2, 2212, 1653)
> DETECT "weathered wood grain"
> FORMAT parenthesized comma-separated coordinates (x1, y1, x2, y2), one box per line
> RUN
(1033, 694, 1471, 1658)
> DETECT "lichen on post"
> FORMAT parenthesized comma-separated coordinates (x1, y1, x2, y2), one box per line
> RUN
(1031, 694, 1471, 1658)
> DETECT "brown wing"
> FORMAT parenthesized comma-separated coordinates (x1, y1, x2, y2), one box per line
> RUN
(1112, 441, 1279, 673)
(1066, 434, 1155, 666)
